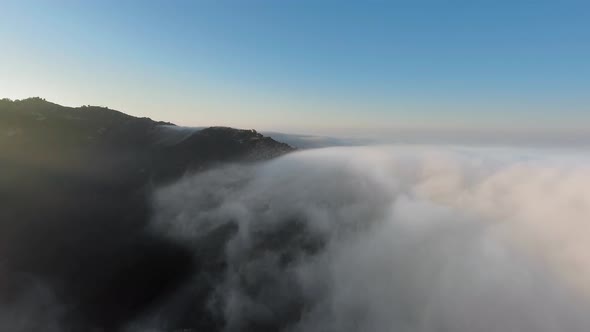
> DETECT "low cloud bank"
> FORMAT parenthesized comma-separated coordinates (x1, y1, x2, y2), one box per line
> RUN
(145, 146, 590, 331)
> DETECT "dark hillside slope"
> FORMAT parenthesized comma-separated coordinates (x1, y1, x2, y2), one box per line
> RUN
(0, 98, 293, 331)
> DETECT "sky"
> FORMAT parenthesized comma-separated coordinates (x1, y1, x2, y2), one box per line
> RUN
(1, 0, 589, 136)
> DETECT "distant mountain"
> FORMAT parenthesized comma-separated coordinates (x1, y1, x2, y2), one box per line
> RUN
(0, 97, 293, 331)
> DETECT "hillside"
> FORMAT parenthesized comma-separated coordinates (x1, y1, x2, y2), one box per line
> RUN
(0, 97, 292, 180)
(0, 98, 293, 331)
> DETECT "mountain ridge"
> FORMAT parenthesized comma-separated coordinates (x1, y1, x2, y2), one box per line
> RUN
(0, 97, 293, 183)
(0, 97, 294, 331)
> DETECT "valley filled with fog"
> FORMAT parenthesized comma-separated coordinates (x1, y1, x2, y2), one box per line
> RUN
(3, 137, 590, 331)
(132, 145, 590, 331)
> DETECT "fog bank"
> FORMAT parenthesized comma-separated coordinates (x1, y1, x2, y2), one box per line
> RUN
(146, 146, 590, 331)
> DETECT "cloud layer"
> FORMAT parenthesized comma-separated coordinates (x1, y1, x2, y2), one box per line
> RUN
(147, 146, 590, 332)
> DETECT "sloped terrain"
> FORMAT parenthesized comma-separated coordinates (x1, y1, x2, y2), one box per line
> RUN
(0, 98, 293, 331)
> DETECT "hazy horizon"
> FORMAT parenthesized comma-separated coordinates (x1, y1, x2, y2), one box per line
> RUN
(2, 1, 589, 136)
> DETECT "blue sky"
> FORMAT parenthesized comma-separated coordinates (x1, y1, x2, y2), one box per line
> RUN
(1, 0, 589, 135)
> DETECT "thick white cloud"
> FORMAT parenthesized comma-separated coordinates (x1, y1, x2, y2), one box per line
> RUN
(151, 146, 590, 331)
